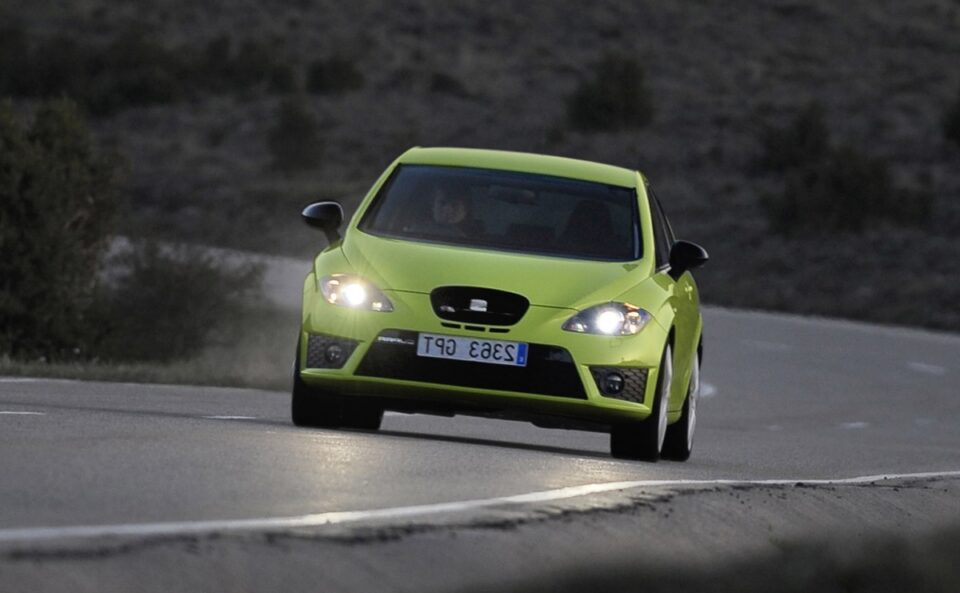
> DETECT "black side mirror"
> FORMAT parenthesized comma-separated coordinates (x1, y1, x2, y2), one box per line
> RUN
(302, 201, 344, 244)
(668, 240, 708, 279)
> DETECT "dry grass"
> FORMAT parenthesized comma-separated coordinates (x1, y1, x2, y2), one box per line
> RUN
(0, 306, 298, 390)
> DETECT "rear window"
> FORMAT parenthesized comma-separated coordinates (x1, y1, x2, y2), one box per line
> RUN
(358, 165, 640, 261)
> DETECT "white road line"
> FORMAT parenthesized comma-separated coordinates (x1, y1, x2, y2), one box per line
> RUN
(0, 411, 46, 416)
(1, 470, 959, 544)
(840, 421, 869, 430)
(0, 378, 39, 383)
(907, 362, 947, 376)
(202, 415, 257, 421)
(700, 382, 717, 398)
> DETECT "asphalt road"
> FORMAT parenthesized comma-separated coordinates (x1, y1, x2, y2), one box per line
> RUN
(2, 306, 959, 591)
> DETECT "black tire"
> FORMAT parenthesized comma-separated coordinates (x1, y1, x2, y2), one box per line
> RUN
(340, 398, 384, 431)
(662, 350, 699, 462)
(291, 343, 343, 428)
(610, 344, 672, 462)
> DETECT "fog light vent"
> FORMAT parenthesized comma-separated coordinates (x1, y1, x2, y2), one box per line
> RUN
(590, 367, 648, 403)
(306, 334, 358, 369)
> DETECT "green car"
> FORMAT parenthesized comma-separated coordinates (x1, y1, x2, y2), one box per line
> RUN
(293, 147, 707, 461)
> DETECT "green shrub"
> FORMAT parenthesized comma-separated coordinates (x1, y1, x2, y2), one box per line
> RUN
(200, 35, 297, 94)
(84, 30, 188, 115)
(762, 145, 932, 235)
(2, 28, 296, 116)
(429, 72, 470, 97)
(90, 241, 263, 362)
(759, 102, 830, 172)
(759, 103, 931, 234)
(565, 54, 653, 132)
(944, 86, 960, 148)
(268, 64, 299, 94)
(0, 99, 119, 359)
(306, 56, 365, 94)
(0, 24, 31, 96)
(267, 97, 324, 171)
(228, 40, 281, 89)
(2, 31, 186, 116)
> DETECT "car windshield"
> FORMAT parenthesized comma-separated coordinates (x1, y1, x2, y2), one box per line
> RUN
(358, 165, 640, 261)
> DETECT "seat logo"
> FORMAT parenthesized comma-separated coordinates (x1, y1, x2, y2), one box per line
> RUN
(469, 299, 488, 312)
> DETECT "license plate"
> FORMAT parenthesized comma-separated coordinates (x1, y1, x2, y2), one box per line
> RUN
(416, 333, 528, 367)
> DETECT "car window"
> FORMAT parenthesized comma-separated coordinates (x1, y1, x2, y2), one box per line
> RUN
(647, 188, 672, 269)
(359, 165, 641, 261)
(655, 196, 677, 246)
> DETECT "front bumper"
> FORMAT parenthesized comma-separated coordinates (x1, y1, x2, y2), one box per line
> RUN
(299, 287, 668, 425)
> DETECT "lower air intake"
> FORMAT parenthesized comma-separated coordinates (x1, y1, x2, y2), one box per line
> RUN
(305, 334, 358, 369)
(355, 330, 586, 399)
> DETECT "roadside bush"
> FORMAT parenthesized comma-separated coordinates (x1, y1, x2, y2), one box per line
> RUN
(306, 56, 365, 94)
(429, 72, 470, 97)
(83, 31, 188, 115)
(944, 86, 960, 148)
(3, 31, 186, 116)
(759, 105, 931, 235)
(758, 102, 829, 172)
(267, 64, 299, 94)
(0, 99, 120, 359)
(267, 97, 324, 171)
(0, 100, 265, 363)
(565, 54, 653, 132)
(201, 35, 298, 95)
(90, 242, 263, 362)
(233, 39, 299, 93)
(0, 24, 30, 96)
(764, 146, 888, 233)
(1, 28, 296, 116)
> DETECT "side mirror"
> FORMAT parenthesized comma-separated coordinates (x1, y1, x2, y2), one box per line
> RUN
(302, 201, 344, 244)
(668, 240, 708, 278)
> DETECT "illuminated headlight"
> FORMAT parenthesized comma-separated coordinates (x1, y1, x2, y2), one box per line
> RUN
(319, 275, 394, 312)
(562, 303, 652, 335)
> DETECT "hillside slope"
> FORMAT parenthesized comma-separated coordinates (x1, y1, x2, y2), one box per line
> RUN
(5, 0, 960, 329)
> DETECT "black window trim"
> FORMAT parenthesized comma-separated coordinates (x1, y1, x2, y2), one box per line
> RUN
(647, 187, 672, 272)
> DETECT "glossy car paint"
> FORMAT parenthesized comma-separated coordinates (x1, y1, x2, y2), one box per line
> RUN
(298, 147, 702, 426)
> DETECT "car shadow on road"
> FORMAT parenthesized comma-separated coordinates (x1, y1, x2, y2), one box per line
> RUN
(371, 428, 615, 461)
(232, 417, 620, 461)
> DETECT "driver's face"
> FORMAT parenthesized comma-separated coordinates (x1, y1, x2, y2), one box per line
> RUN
(433, 190, 467, 224)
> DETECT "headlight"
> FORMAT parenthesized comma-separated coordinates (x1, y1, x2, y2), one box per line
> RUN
(562, 303, 652, 335)
(319, 275, 394, 312)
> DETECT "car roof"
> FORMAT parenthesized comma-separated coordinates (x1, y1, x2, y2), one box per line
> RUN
(397, 147, 642, 189)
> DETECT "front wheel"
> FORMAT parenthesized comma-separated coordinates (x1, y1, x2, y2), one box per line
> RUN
(610, 343, 672, 462)
(291, 343, 343, 428)
(662, 349, 699, 461)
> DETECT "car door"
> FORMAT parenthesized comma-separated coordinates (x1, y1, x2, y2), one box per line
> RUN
(648, 188, 699, 412)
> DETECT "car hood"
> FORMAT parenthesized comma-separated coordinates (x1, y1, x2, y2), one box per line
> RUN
(340, 231, 650, 309)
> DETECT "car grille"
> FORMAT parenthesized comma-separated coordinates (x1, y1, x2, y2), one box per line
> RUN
(430, 286, 529, 326)
(355, 330, 586, 399)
